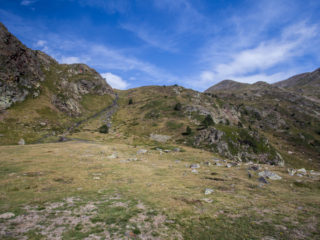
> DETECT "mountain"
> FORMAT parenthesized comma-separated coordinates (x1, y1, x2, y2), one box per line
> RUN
(1, 21, 319, 168)
(204, 79, 249, 93)
(273, 68, 320, 102)
(205, 79, 320, 166)
(0, 22, 115, 145)
(1, 22, 320, 240)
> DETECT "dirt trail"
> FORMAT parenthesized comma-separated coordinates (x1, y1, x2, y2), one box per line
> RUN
(36, 93, 119, 143)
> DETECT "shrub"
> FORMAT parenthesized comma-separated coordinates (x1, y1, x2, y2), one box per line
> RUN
(99, 124, 109, 134)
(186, 126, 192, 135)
(174, 102, 182, 111)
(238, 121, 243, 128)
(128, 98, 133, 105)
(183, 126, 192, 135)
(201, 115, 215, 128)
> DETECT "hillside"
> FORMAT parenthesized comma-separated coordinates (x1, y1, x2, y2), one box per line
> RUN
(0, 22, 115, 145)
(205, 80, 320, 168)
(204, 79, 249, 93)
(1, 22, 320, 239)
(274, 68, 320, 102)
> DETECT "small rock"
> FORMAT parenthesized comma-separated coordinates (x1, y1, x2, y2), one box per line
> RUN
(39, 122, 47, 127)
(244, 161, 254, 165)
(0, 212, 15, 219)
(226, 163, 232, 168)
(204, 188, 214, 195)
(288, 151, 293, 155)
(258, 176, 269, 184)
(108, 153, 118, 159)
(215, 162, 223, 166)
(173, 148, 180, 152)
(262, 236, 276, 240)
(93, 177, 100, 180)
(58, 136, 67, 142)
(18, 138, 25, 145)
(190, 164, 200, 169)
(137, 149, 148, 154)
(204, 161, 211, 166)
(258, 170, 282, 180)
(175, 160, 181, 163)
(287, 168, 296, 176)
(202, 198, 213, 203)
(191, 169, 198, 174)
(248, 165, 260, 171)
(310, 170, 320, 176)
(248, 171, 252, 179)
(164, 149, 171, 153)
(297, 168, 307, 175)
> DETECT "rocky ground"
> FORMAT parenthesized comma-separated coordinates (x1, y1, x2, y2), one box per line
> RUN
(0, 140, 319, 239)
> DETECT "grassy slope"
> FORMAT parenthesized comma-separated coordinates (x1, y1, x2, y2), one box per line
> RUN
(0, 141, 319, 239)
(72, 85, 318, 169)
(0, 64, 113, 145)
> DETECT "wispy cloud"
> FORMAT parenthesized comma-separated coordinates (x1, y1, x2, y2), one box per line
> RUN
(189, 3, 320, 91)
(20, 0, 37, 6)
(78, 0, 130, 14)
(101, 72, 129, 90)
(121, 23, 177, 52)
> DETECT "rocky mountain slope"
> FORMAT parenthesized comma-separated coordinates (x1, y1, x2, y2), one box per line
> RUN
(1, 21, 319, 169)
(0, 22, 115, 145)
(274, 68, 320, 102)
(204, 79, 249, 93)
(205, 80, 320, 168)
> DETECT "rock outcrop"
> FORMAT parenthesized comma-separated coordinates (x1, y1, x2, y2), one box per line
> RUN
(0, 22, 114, 116)
(0, 22, 46, 110)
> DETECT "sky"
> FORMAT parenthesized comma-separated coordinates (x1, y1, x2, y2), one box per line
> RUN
(0, 0, 320, 91)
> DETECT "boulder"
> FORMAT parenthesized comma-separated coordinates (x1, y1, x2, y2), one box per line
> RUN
(297, 168, 307, 175)
(18, 138, 25, 145)
(137, 149, 148, 154)
(190, 164, 200, 169)
(258, 170, 282, 180)
(287, 168, 296, 176)
(204, 188, 214, 195)
(0, 212, 15, 219)
(150, 134, 171, 143)
(258, 176, 269, 184)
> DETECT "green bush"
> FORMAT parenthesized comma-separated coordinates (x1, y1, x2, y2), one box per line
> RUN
(201, 115, 215, 128)
(174, 102, 182, 111)
(99, 124, 109, 134)
(183, 126, 192, 135)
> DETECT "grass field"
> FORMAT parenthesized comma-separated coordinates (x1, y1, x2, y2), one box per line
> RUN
(0, 137, 319, 239)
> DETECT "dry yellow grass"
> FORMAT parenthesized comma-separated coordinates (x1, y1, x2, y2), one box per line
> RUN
(1, 139, 319, 239)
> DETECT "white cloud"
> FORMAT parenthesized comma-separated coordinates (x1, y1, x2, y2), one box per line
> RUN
(193, 21, 318, 90)
(121, 23, 177, 52)
(36, 40, 46, 47)
(101, 72, 129, 90)
(60, 56, 81, 64)
(21, 0, 37, 6)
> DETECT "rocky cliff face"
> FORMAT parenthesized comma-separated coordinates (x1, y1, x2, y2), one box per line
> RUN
(0, 22, 115, 145)
(0, 22, 114, 116)
(0, 23, 46, 110)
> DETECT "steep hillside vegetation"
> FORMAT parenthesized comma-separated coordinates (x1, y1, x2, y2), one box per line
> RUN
(0, 22, 115, 145)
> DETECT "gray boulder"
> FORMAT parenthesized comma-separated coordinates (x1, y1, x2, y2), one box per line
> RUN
(258, 170, 282, 180)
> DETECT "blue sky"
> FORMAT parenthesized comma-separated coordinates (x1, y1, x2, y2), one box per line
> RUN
(1, 0, 320, 90)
